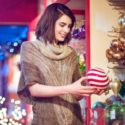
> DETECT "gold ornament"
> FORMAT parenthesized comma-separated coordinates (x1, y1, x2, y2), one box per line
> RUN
(109, 80, 122, 96)
(79, 54, 85, 66)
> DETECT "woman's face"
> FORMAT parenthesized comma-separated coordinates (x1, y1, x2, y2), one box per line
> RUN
(55, 14, 72, 42)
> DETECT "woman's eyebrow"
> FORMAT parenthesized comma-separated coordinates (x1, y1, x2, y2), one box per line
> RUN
(60, 22, 71, 25)
(59, 22, 66, 25)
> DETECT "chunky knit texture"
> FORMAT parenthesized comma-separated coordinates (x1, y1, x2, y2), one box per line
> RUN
(17, 40, 83, 125)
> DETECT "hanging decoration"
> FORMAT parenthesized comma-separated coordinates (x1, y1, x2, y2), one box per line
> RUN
(119, 80, 125, 101)
(107, 0, 125, 11)
(105, 95, 121, 105)
(72, 25, 85, 39)
(106, 12, 125, 65)
(72, 19, 85, 40)
(105, 101, 125, 125)
(106, 38, 125, 65)
(92, 101, 107, 109)
(109, 80, 122, 96)
(118, 13, 125, 28)
(105, 11, 125, 96)
(90, 94, 125, 124)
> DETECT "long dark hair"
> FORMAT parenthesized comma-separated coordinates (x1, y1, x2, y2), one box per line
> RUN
(35, 3, 76, 44)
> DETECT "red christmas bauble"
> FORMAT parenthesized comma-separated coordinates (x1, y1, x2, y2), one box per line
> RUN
(87, 67, 109, 89)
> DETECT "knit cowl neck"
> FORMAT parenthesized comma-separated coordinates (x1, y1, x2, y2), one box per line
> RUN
(32, 40, 73, 60)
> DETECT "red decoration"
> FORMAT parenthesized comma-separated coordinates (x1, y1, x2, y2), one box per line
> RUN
(87, 67, 109, 89)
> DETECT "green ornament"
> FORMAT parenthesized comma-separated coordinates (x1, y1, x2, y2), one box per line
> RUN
(119, 81, 125, 100)
(79, 64, 86, 72)
(108, 103, 119, 110)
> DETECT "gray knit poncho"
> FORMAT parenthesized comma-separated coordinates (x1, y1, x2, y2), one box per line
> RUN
(17, 40, 83, 125)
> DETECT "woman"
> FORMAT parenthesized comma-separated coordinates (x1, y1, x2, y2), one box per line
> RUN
(17, 3, 98, 125)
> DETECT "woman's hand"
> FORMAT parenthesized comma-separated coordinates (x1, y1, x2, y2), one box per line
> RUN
(96, 87, 110, 95)
(95, 89, 105, 95)
(67, 77, 98, 98)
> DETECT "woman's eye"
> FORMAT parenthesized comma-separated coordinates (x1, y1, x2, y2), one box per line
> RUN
(60, 24, 65, 27)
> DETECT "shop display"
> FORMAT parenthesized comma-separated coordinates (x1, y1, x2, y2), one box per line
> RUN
(92, 4, 125, 124)
(90, 95, 125, 125)
(105, 100, 125, 125)
(106, 12, 125, 96)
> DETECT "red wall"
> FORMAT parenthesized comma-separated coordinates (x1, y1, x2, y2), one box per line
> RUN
(0, 0, 38, 23)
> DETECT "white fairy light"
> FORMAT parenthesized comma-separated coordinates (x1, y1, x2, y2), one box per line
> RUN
(1, 97, 6, 104)
(13, 42, 18, 47)
(0, 120, 7, 125)
(11, 99, 15, 103)
(3, 118, 8, 123)
(16, 107, 21, 111)
(0, 110, 4, 119)
(15, 100, 21, 105)
(1, 108, 7, 118)
(12, 111, 22, 121)
(2, 97, 5, 102)
(14, 122, 19, 125)
(11, 120, 16, 124)
(22, 109, 26, 116)
(0, 96, 6, 104)
(9, 118, 13, 121)
(121, 18, 124, 23)
(123, 22, 125, 27)
(0, 98, 27, 124)
(0, 96, 2, 100)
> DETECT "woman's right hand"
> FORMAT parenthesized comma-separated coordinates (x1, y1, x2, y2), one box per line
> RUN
(68, 77, 98, 97)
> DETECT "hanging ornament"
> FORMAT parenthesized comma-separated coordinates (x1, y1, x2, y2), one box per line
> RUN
(77, 54, 86, 73)
(109, 80, 122, 96)
(72, 25, 85, 39)
(118, 13, 125, 28)
(105, 95, 121, 105)
(108, 103, 119, 111)
(119, 105, 125, 113)
(119, 81, 125, 101)
(106, 38, 125, 64)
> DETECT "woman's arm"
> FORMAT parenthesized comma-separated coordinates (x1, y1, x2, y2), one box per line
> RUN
(28, 77, 98, 97)
(29, 83, 69, 97)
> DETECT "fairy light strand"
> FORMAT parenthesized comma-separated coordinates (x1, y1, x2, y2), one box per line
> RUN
(0, 96, 27, 125)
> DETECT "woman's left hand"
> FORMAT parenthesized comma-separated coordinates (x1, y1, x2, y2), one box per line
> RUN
(96, 89, 105, 95)
(96, 87, 110, 95)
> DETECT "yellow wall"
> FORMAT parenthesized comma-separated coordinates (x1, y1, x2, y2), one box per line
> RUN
(90, 0, 119, 105)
